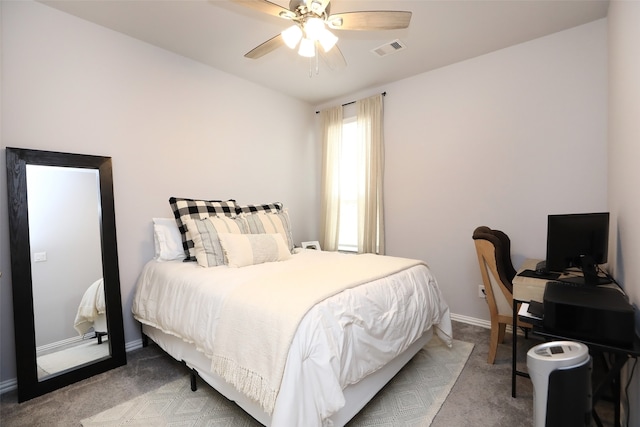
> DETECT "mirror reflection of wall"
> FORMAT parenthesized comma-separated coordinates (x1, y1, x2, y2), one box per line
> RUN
(26, 165, 105, 371)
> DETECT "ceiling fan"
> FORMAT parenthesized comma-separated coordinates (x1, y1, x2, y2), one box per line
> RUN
(231, 0, 412, 70)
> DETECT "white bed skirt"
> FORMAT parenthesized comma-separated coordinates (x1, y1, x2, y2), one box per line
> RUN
(142, 324, 434, 427)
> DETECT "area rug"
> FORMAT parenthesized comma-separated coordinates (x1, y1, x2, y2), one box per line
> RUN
(81, 337, 473, 427)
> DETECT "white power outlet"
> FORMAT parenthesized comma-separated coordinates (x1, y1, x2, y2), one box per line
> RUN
(478, 285, 485, 298)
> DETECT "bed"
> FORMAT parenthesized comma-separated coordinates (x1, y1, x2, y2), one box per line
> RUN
(74, 278, 108, 343)
(131, 199, 452, 426)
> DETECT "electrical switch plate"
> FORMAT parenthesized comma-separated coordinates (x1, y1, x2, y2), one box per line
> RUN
(478, 285, 485, 298)
(34, 252, 47, 262)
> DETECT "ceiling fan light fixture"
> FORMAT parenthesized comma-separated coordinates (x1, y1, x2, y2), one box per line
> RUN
(318, 29, 338, 52)
(236, 0, 411, 72)
(304, 17, 326, 41)
(282, 25, 303, 49)
(298, 37, 316, 57)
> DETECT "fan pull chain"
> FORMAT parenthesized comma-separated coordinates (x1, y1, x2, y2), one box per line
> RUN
(308, 43, 320, 78)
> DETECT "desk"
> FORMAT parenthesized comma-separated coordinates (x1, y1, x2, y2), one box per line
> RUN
(512, 260, 640, 427)
(511, 259, 565, 397)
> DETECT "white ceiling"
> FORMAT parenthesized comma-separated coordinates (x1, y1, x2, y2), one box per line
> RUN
(40, 0, 609, 105)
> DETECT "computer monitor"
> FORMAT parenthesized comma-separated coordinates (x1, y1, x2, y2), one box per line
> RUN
(545, 212, 610, 286)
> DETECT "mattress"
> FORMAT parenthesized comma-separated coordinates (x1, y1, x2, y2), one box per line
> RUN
(132, 249, 451, 426)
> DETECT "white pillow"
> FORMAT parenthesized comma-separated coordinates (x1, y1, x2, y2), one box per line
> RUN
(185, 216, 248, 268)
(152, 218, 186, 262)
(218, 233, 291, 268)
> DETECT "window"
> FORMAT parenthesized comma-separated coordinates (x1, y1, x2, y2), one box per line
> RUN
(319, 94, 384, 254)
(338, 117, 359, 251)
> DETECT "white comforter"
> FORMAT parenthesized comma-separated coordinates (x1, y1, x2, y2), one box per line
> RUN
(74, 278, 106, 336)
(132, 249, 451, 426)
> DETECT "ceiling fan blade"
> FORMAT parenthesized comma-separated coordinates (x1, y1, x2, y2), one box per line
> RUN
(327, 11, 412, 31)
(231, 0, 296, 20)
(245, 34, 285, 59)
(318, 44, 346, 70)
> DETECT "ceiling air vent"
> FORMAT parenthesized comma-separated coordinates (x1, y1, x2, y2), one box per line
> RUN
(371, 39, 407, 57)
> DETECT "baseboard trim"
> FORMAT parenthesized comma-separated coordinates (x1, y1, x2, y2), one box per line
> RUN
(0, 378, 17, 395)
(450, 313, 491, 329)
(450, 312, 526, 336)
(126, 338, 143, 352)
(36, 335, 86, 354)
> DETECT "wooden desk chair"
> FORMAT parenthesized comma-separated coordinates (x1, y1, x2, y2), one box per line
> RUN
(473, 226, 531, 364)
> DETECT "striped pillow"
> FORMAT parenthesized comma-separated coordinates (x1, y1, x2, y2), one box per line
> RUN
(243, 209, 294, 252)
(184, 216, 248, 268)
(169, 197, 237, 261)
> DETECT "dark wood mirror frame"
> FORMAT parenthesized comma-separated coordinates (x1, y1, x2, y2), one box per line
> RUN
(6, 147, 126, 402)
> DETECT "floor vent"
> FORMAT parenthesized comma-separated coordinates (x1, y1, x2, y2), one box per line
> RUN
(371, 39, 407, 57)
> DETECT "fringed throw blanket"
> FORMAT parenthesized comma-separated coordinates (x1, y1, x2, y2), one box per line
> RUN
(74, 278, 105, 336)
(210, 254, 423, 414)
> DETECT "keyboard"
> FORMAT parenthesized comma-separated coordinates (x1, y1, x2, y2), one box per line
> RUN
(517, 269, 561, 280)
(548, 280, 587, 288)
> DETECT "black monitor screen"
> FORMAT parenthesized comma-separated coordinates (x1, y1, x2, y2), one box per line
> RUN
(545, 212, 609, 278)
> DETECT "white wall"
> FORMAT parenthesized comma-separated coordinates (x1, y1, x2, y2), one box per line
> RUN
(607, 1, 640, 423)
(0, 1, 318, 384)
(319, 20, 608, 323)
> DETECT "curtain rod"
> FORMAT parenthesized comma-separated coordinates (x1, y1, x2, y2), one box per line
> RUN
(315, 92, 386, 114)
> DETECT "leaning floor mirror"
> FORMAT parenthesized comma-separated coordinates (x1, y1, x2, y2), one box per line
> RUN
(6, 147, 126, 402)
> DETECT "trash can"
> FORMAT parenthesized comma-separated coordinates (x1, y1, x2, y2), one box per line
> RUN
(527, 341, 592, 427)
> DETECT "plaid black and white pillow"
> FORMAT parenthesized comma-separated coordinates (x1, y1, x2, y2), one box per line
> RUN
(169, 197, 237, 261)
(235, 202, 283, 215)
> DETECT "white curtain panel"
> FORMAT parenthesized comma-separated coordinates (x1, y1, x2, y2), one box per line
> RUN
(319, 105, 343, 251)
(356, 94, 385, 255)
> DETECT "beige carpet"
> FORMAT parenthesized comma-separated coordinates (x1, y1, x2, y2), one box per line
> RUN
(81, 337, 473, 427)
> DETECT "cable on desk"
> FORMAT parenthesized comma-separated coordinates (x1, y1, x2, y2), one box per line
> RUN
(623, 356, 638, 427)
(597, 265, 620, 286)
